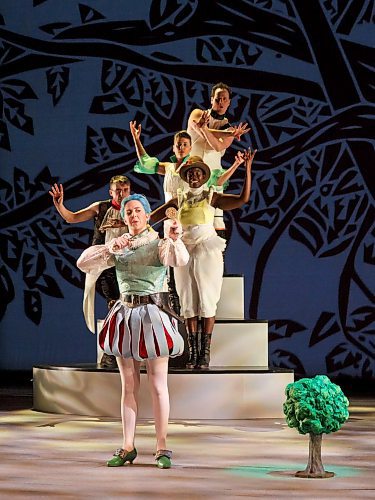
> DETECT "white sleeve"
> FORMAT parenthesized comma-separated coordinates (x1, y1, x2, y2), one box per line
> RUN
(158, 238, 190, 267)
(76, 245, 115, 274)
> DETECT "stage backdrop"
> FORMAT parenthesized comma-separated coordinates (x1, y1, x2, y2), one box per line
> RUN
(0, 1, 373, 379)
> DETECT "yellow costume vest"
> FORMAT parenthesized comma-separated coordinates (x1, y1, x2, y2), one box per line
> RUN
(178, 190, 215, 226)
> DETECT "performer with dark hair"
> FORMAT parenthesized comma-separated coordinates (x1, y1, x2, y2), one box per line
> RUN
(129, 121, 193, 315)
(130, 120, 191, 202)
(49, 175, 131, 368)
(187, 82, 250, 239)
(77, 194, 189, 469)
(129, 120, 245, 318)
(151, 149, 256, 369)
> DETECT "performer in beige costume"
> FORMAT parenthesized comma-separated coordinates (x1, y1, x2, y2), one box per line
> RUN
(151, 149, 256, 369)
(187, 82, 250, 235)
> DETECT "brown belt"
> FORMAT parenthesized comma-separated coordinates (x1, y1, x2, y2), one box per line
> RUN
(121, 292, 184, 323)
(122, 294, 153, 306)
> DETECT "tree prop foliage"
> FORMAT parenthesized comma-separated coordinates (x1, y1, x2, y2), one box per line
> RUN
(283, 375, 349, 478)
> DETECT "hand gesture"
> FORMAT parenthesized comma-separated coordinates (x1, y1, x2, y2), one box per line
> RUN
(243, 147, 257, 172)
(229, 122, 251, 140)
(129, 120, 142, 142)
(108, 235, 130, 253)
(232, 150, 245, 168)
(192, 110, 210, 131)
(164, 219, 182, 241)
(197, 110, 210, 128)
(49, 183, 64, 207)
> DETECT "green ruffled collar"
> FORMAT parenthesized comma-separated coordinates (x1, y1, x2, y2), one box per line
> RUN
(169, 153, 190, 164)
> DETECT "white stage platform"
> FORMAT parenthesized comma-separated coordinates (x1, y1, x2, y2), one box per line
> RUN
(33, 365, 293, 419)
(33, 275, 293, 419)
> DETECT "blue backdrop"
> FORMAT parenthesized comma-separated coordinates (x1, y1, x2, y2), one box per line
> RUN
(0, 0, 374, 379)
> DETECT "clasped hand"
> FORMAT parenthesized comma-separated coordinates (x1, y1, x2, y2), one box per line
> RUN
(164, 219, 182, 241)
(107, 235, 130, 253)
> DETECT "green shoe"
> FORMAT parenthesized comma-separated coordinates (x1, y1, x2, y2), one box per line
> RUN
(155, 449, 172, 469)
(107, 448, 137, 467)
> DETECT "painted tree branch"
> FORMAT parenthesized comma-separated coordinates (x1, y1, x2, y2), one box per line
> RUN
(290, 0, 361, 109)
(0, 104, 372, 230)
(0, 28, 323, 100)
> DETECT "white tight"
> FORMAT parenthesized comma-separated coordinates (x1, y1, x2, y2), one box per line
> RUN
(117, 356, 170, 452)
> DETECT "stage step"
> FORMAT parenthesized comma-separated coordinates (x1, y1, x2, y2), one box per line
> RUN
(216, 274, 244, 320)
(33, 364, 293, 419)
(211, 320, 268, 367)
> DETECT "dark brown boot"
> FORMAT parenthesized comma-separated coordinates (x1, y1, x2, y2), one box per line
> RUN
(186, 332, 198, 369)
(197, 333, 212, 369)
(100, 353, 117, 368)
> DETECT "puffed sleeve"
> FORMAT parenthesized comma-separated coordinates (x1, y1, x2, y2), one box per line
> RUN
(158, 238, 190, 267)
(76, 245, 115, 274)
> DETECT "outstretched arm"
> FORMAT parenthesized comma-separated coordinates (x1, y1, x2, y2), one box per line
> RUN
(188, 109, 250, 151)
(216, 151, 245, 187)
(130, 120, 166, 175)
(48, 183, 99, 223)
(129, 120, 146, 158)
(202, 122, 250, 151)
(213, 149, 257, 210)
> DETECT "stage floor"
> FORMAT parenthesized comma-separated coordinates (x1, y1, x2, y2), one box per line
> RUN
(0, 387, 374, 499)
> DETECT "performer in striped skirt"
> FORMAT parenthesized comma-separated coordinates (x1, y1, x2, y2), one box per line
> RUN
(77, 193, 189, 469)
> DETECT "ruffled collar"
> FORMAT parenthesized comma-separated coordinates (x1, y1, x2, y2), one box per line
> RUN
(188, 186, 205, 196)
(126, 227, 159, 249)
(169, 153, 190, 165)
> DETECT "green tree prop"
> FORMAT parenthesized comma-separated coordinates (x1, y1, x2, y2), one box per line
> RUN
(283, 375, 349, 478)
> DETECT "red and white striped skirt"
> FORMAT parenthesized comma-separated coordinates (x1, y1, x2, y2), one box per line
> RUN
(98, 300, 184, 361)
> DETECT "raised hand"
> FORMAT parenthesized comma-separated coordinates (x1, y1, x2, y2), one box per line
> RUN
(49, 183, 64, 207)
(192, 110, 210, 131)
(165, 219, 183, 241)
(129, 120, 142, 142)
(233, 150, 245, 167)
(243, 147, 257, 171)
(229, 122, 251, 140)
(197, 110, 210, 127)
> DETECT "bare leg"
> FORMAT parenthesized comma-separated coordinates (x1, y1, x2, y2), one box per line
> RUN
(117, 357, 141, 451)
(146, 356, 170, 451)
(202, 316, 215, 334)
(186, 316, 199, 334)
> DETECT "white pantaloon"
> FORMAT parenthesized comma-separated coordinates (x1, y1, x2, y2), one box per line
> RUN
(174, 243, 224, 318)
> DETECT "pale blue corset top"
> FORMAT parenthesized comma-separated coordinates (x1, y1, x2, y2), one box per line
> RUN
(114, 239, 166, 295)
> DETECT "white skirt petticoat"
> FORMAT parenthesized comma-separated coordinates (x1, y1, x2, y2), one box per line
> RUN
(98, 300, 184, 361)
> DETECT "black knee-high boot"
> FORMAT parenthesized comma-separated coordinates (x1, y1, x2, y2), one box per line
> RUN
(197, 333, 212, 369)
(186, 332, 198, 369)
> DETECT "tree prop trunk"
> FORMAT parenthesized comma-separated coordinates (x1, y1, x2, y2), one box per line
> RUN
(295, 433, 334, 478)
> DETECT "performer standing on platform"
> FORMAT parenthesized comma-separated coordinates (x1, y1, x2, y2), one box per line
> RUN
(130, 120, 191, 202)
(49, 175, 131, 368)
(187, 82, 250, 239)
(129, 121, 244, 316)
(77, 194, 189, 469)
(151, 150, 256, 369)
(129, 121, 192, 315)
